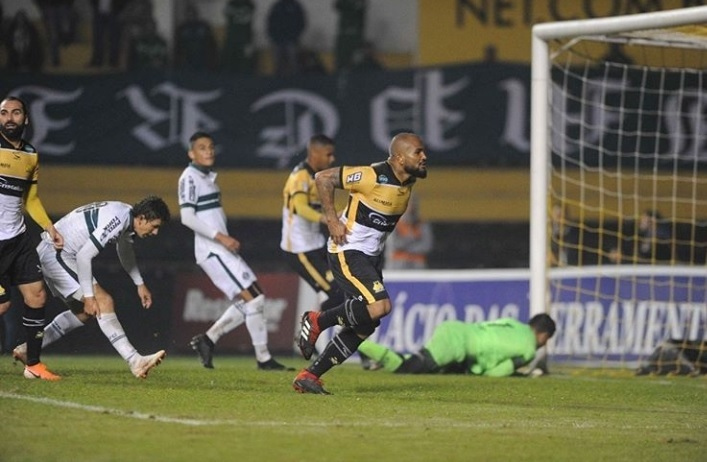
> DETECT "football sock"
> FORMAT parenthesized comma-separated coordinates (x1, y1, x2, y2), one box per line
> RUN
(357, 339, 404, 372)
(23, 305, 45, 366)
(244, 295, 270, 362)
(253, 344, 271, 363)
(97, 313, 138, 363)
(42, 310, 85, 347)
(206, 301, 245, 343)
(309, 327, 363, 377)
(318, 298, 373, 330)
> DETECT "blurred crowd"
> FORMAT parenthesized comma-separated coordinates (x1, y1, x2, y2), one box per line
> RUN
(0, 0, 383, 75)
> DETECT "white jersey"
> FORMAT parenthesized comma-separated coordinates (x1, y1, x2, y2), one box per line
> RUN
(42, 201, 134, 257)
(178, 163, 229, 263)
(39, 201, 141, 297)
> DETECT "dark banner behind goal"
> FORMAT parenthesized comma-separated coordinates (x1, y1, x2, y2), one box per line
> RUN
(4, 62, 702, 170)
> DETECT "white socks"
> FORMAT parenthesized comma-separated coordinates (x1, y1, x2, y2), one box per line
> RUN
(206, 301, 246, 343)
(42, 310, 85, 347)
(97, 313, 138, 364)
(205, 295, 272, 363)
(244, 295, 271, 363)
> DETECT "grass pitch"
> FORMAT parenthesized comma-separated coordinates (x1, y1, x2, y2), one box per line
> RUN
(0, 354, 705, 462)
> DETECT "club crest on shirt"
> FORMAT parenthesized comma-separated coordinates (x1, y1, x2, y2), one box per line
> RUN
(372, 281, 385, 293)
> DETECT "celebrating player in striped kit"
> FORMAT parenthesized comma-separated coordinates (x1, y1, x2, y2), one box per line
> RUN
(293, 132, 429, 394)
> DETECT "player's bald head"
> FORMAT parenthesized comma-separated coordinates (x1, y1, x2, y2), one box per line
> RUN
(388, 132, 421, 160)
(387, 132, 427, 180)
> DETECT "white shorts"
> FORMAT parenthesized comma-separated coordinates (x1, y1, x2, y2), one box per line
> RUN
(37, 240, 95, 302)
(198, 251, 257, 300)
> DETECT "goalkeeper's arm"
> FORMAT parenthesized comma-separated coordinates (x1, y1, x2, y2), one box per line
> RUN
(514, 348, 548, 377)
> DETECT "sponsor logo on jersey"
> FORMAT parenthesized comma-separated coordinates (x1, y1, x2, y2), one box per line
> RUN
(378, 174, 389, 184)
(0, 177, 22, 192)
(100, 216, 122, 240)
(346, 171, 362, 184)
(369, 212, 391, 228)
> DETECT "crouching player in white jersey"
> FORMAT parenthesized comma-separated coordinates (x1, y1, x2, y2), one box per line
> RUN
(179, 131, 292, 371)
(12, 196, 171, 378)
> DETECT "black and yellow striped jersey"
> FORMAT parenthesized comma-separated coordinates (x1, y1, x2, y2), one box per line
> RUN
(0, 137, 39, 239)
(329, 161, 416, 256)
(280, 161, 325, 253)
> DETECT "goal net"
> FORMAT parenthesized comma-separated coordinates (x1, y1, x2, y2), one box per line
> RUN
(530, 7, 707, 372)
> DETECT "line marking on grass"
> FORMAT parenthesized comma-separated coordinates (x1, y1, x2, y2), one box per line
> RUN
(0, 391, 239, 426)
(3, 390, 702, 430)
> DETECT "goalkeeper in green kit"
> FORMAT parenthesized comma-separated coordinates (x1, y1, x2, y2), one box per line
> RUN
(357, 314, 556, 377)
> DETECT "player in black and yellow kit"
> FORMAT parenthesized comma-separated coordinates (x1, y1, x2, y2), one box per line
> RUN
(0, 96, 64, 380)
(280, 134, 345, 314)
(293, 132, 428, 394)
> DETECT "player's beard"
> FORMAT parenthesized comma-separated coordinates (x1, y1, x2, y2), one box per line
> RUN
(1, 123, 25, 141)
(405, 164, 427, 179)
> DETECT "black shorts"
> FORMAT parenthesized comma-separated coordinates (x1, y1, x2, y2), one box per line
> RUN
(0, 231, 43, 303)
(282, 247, 335, 294)
(327, 250, 388, 304)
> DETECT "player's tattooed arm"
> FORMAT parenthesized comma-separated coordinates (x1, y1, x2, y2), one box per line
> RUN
(315, 167, 347, 245)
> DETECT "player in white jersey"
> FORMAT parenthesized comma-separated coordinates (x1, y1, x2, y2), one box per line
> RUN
(179, 131, 292, 371)
(293, 132, 428, 394)
(12, 196, 171, 379)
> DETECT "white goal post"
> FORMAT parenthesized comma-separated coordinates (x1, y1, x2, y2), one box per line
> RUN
(530, 7, 707, 368)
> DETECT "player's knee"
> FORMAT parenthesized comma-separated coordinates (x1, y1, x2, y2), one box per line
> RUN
(244, 293, 264, 314)
(96, 293, 115, 313)
(242, 282, 264, 301)
(23, 284, 47, 308)
(367, 299, 391, 320)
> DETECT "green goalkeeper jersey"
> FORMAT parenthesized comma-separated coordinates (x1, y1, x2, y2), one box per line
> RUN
(425, 318, 537, 377)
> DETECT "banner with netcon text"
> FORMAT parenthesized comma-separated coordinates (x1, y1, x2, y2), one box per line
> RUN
(172, 272, 300, 355)
(418, 0, 701, 65)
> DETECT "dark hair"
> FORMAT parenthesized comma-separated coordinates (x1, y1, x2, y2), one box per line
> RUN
(529, 313, 556, 338)
(1, 96, 27, 114)
(133, 195, 171, 222)
(189, 131, 212, 148)
(309, 134, 334, 147)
